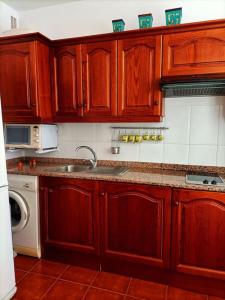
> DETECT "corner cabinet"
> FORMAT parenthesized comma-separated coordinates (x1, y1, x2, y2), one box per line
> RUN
(39, 177, 100, 267)
(0, 35, 52, 123)
(163, 28, 225, 77)
(100, 182, 171, 269)
(118, 36, 162, 120)
(172, 188, 225, 280)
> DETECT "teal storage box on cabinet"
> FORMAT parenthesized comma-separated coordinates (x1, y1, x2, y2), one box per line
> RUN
(138, 13, 153, 29)
(112, 19, 125, 32)
(165, 7, 182, 25)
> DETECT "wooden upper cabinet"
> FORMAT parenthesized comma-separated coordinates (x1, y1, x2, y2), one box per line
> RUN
(53, 45, 82, 119)
(172, 189, 225, 280)
(0, 38, 52, 123)
(100, 182, 171, 268)
(82, 41, 117, 118)
(163, 28, 225, 77)
(118, 36, 162, 119)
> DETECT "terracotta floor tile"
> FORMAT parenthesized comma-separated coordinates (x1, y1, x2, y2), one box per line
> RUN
(61, 265, 98, 285)
(32, 259, 68, 278)
(14, 273, 55, 300)
(92, 271, 130, 293)
(84, 287, 124, 300)
(15, 269, 27, 283)
(167, 287, 207, 300)
(128, 278, 167, 300)
(208, 297, 225, 300)
(14, 255, 39, 271)
(42, 280, 88, 300)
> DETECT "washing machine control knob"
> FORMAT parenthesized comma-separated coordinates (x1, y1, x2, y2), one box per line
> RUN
(24, 183, 30, 188)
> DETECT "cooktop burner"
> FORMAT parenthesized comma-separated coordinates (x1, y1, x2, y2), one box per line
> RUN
(186, 172, 225, 186)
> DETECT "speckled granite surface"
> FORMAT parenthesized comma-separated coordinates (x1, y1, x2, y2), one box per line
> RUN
(6, 157, 225, 193)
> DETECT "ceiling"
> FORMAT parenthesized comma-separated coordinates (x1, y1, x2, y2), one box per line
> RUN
(2, 0, 81, 11)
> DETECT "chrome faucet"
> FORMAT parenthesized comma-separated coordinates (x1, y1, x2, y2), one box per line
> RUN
(75, 145, 97, 168)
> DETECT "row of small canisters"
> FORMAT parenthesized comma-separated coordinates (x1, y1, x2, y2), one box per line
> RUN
(112, 7, 182, 32)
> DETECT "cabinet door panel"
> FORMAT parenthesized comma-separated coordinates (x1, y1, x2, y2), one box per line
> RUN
(100, 182, 171, 268)
(118, 36, 162, 117)
(82, 41, 117, 117)
(163, 28, 225, 76)
(172, 189, 225, 280)
(0, 42, 37, 117)
(53, 45, 82, 118)
(40, 178, 99, 254)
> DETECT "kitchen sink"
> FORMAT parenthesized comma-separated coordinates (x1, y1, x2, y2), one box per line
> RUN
(47, 165, 128, 176)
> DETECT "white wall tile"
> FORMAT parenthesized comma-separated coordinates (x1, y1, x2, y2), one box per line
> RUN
(139, 143, 164, 163)
(163, 144, 189, 164)
(190, 106, 219, 145)
(218, 105, 225, 146)
(164, 105, 191, 144)
(217, 146, 225, 167)
(189, 145, 217, 166)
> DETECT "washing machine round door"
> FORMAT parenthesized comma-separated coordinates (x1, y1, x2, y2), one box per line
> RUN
(9, 191, 29, 232)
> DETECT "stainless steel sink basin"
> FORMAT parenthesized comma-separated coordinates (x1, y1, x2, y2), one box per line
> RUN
(87, 166, 128, 176)
(47, 165, 128, 176)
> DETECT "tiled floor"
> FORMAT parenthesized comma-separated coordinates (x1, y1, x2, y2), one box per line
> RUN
(13, 255, 225, 300)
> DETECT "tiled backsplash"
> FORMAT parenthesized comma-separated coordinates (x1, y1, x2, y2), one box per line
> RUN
(24, 96, 225, 167)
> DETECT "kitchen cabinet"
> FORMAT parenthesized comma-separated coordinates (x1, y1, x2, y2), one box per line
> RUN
(81, 41, 117, 118)
(163, 28, 225, 77)
(100, 182, 171, 268)
(118, 36, 162, 119)
(52, 45, 82, 120)
(39, 177, 100, 266)
(172, 188, 225, 280)
(0, 35, 52, 123)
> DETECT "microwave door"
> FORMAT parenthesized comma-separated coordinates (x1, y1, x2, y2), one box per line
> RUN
(6, 126, 31, 146)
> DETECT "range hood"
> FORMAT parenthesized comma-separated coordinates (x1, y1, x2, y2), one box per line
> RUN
(161, 79, 225, 97)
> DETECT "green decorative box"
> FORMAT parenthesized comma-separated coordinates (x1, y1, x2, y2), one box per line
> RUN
(112, 19, 125, 32)
(138, 13, 153, 29)
(165, 7, 182, 26)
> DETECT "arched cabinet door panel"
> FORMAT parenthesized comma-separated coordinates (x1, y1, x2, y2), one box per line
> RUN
(172, 189, 225, 280)
(82, 41, 117, 118)
(40, 177, 100, 255)
(0, 42, 37, 118)
(163, 28, 225, 76)
(100, 182, 171, 268)
(53, 45, 82, 119)
(118, 36, 162, 118)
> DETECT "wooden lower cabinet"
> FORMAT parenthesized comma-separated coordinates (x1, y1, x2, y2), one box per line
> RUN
(99, 182, 172, 269)
(39, 177, 100, 267)
(172, 188, 225, 280)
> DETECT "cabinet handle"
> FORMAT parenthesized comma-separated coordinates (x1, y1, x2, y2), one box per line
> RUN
(154, 100, 159, 106)
(100, 192, 105, 197)
(174, 201, 179, 207)
(31, 103, 36, 107)
(83, 102, 87, 109)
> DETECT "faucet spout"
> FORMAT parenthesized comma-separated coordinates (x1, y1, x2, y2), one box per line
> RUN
(75, 146, 97, 168)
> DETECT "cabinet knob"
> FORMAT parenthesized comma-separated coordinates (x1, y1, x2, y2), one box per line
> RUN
(83, 102, 87, 108)
(78, 104, 83, 109)
(31, 103, 36, 107)
(174, 201, 179, 207)
(100, 192, 105, 197)
(154, 100, 159, 106)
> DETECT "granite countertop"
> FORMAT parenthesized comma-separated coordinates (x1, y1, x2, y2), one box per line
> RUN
(7, 162, 225, 193)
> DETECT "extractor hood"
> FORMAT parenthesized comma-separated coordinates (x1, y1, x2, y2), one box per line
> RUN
(161, 79, 225, 97)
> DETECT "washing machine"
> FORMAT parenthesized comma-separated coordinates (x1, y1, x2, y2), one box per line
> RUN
(8, 174, 41, 258)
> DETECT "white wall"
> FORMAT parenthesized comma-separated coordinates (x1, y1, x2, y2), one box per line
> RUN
(0, 1, 18, 33)
(18, 0, 225, 39)
(24, 97, 225, 167)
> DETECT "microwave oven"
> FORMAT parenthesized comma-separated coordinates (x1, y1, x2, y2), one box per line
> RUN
(4, 124, 58, 151)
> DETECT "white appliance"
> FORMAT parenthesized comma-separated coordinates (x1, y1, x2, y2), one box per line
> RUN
(0, 101, 16, 300)
(4, 124, 58, 152)
(8, 175, 41, 258)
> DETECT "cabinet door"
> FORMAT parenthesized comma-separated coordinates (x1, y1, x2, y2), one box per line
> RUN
(0, 42, 38, 119)
(40, 177, 99, 255)
(82, 41, 117, 118)
(100, 182, 171, 268)
(172, 189, 225, 280)
(118, 36, 162, 118)
(163, 28, 225, 76)
(53, 45, 82, 119)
